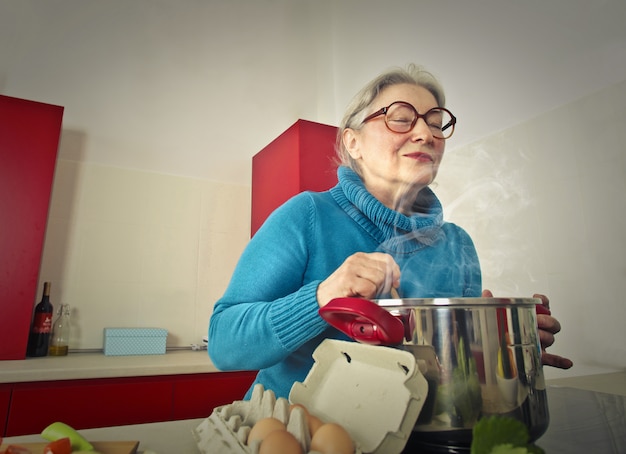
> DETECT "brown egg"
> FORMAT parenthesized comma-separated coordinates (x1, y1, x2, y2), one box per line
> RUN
(310, 422, 355, 454)
(248, 417, 287, 444)
(259, 429, 303, 454)
(307, 414, 324, 437)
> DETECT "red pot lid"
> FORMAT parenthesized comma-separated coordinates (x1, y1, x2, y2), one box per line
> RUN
(319, 297, 405, 345)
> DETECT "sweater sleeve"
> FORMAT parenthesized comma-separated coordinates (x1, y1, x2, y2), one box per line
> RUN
(208, 193, 330, 371)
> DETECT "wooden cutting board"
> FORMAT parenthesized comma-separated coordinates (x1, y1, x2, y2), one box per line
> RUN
(0, 440, 139, 454)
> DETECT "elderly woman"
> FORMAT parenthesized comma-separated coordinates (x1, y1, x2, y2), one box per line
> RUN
(208, 64, 572, 400)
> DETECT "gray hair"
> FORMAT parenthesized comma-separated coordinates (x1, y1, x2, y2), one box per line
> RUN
(335, 64, 446, 172)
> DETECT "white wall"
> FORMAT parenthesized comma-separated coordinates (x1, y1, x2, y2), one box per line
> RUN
(3, 1, 625, 184)
(0, 0, 329, 184)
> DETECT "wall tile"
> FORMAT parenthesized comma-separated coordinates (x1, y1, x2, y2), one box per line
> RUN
(38, 162, 250, 349)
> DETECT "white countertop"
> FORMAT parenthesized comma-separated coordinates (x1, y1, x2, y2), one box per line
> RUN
(2, 418, 206, 453)
(3, 350, 624, 398)
(546, 370, 626, 396)
(0, 349, 220, 383)
(2, 350, 625, 397)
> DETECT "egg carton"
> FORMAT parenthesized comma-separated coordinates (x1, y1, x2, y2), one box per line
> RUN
(290, 340, 429, 454)
(194, 340, 428, 454)
(192, 383, 361, 454)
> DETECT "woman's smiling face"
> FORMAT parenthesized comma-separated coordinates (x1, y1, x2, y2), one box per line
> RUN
(342, 83, 446, 212)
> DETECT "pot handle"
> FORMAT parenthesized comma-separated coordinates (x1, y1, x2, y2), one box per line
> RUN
(319, 297, 405, 345)
(535, 304, 551, 315)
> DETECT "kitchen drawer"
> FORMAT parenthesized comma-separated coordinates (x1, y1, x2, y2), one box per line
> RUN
(0, 384, 10, 436)
(6, 376, 172, 436)
(3, 371, 258, 437)
(172, 371, 256, 420)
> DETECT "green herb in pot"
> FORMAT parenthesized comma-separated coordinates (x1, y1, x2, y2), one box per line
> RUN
(471, 416, 545, 454)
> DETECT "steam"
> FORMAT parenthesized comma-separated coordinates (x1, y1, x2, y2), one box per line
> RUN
(368, 132, 539, 297)
(436, 134, 538, 294)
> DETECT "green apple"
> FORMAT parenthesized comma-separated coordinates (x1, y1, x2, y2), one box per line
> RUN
(41, 422, 95, 451)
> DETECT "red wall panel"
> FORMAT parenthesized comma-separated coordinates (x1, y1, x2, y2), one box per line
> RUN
(0, 95, 64, 360)
(251, 119, 338, 236)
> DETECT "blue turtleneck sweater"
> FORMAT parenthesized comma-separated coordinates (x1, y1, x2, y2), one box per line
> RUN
(208, 166, 481, 399)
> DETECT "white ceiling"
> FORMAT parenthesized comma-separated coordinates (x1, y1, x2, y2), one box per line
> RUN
(2, 0, 626, 185)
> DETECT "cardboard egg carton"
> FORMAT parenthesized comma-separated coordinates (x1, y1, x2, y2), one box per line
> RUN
(194, 340, 429, 454)
(193, 383, 352, 454)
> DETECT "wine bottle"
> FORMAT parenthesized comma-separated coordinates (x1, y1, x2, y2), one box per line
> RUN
(49, 304, 71, 356)
(26, 282, 54, 357)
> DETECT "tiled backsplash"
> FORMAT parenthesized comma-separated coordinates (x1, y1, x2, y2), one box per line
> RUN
(37, 160, 251, 350)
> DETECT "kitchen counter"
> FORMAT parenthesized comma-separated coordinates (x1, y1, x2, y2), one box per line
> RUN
(2, 417, 206, 453)
(545, 370, 626, 396)
(0, 349, 219, 383)
(4, 371, 625, 453)
(3, 350, 623, 392)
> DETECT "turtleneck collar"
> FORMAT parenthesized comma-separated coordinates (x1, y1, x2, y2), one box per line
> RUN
(330, 166, 444, 254)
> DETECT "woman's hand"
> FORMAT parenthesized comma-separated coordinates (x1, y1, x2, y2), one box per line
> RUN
(482, 290, 573, 369)
(532, 293, 574, 369)
(317, 252, 400, 307)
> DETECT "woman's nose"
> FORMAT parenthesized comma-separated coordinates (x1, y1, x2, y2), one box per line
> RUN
(410, 117, 435, 142)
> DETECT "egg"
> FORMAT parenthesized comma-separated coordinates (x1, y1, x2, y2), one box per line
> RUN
(248, 417, 287, 444)
(259, 429, 303, 454)
(307, 414, 324, 437)
(310, 422, 355, 454)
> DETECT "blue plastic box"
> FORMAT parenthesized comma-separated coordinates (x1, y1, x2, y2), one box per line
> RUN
(103, 327, 168, 356)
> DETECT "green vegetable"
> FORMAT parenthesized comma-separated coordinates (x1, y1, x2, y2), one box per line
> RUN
(489, 445, 531, 454)
(435, 337, 482, 427)
(41, 421, 95, 451)
(471, 416, 544, 454)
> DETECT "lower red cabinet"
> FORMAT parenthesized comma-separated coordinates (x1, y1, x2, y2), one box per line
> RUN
(0, 384, 11, 435)
(7, 376, 172, 436)
(3, 371, 257, 437)
(172, 371, 256, 420)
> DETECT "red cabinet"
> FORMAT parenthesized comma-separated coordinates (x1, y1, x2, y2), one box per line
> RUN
(3, 371, 256, 437)
(251, 119, 338, 235)
(0, 95, 64, 360)
(172, 371, 256, 420)
(7, 377, 171, 436)
(0, 384, 11, 435)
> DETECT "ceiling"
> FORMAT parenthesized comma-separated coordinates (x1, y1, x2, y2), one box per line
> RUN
(2, 0, 625, 185)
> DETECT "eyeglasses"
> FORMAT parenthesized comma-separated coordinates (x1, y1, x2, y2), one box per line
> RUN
(361, 101, 456, 139)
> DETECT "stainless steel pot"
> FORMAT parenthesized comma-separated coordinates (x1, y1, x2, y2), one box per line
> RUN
(319, 297, 549, 450)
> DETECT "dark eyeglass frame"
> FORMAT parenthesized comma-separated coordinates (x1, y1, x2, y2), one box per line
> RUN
(361, 101, 457, 139)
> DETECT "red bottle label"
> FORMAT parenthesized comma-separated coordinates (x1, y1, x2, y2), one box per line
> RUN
(32, 313, 53, 334)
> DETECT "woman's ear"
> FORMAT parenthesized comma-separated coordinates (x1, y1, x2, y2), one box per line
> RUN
(343, 128, 361, 160)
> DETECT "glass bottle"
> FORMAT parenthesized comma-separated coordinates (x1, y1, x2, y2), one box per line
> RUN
(48, 304, 71, 356)
(26, 282, 54, 357)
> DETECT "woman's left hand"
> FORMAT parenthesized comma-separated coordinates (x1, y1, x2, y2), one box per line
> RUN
(482, 290, 573, 369)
